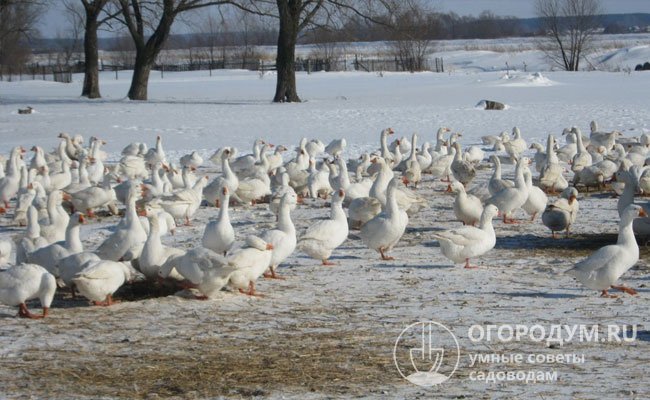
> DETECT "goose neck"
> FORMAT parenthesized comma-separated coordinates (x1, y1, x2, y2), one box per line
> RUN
(65, 223, 83, 253)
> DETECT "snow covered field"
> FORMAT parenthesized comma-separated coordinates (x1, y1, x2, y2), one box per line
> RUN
(1, 44, 650, 398)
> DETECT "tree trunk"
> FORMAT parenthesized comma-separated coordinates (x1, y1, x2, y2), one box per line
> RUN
(81, 15, 100, 98)
(273, 0, 301, 103)
(128, 51, 153, 100)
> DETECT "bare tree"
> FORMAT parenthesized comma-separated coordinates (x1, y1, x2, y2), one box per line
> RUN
(115, 0, 234, 101)
(64, 0, 117, 98)
(535, 0, 603, 71)
(0, 0, 43, 73)
(388, 0, 437, 72)
(56, 2, 85, 68)
(236, 0, 392, 103)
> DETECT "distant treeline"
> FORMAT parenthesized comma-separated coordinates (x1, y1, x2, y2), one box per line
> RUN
(28, 12, 650, 54)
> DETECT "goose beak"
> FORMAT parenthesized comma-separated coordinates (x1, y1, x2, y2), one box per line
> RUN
(266, 243, 274, 250)
(62, 192, 72, 201)
(222, 187, 228, 195)
(137, 208, 147, 217)
(338, 189, 344, 197)
(640, 208, 648, 218)
(78, 214, 86, 223)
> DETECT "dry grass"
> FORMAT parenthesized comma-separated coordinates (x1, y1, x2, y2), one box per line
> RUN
(2, 328, 397, 399)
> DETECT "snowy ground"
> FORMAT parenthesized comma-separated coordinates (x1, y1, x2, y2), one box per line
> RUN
(1, 52, 650, 398)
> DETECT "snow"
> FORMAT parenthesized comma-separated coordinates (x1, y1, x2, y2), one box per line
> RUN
(1, 39, 650, 398)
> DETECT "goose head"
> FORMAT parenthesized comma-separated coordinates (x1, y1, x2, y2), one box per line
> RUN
(245, 235, 273, 251)
(621, 204, 646, 225)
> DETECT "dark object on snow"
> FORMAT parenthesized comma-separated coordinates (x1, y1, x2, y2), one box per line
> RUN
(18, 106, 33, 114)
(644, 62, 650, 71)
(478, 100, 506, 110)
(636, 64, 644, 71)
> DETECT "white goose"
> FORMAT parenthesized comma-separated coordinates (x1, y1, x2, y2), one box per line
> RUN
(144, 135, 167, 167)
(16, 206, 49, 264)
(57, 251, 101, 296)
(360, 178, 409, 260)
(231, 138, 265, 174)
(305, 139, 325, 159)
(95, 183, 147, 261)
(433, 204, 499, 269)
(73, 260, 134, 306)
(204, 147, 240, 206)
(262, 191, 298, 279)
(0, 146, 23, 211)
(298, 189, 348, 265)
(139, 211, 185, 280)
(522, 168, 548, 221)
(202, 187, 235, 256)
(379, 128, 396, 163)
(348, 158, 392, 229)
(487, 155, 514, 196)
(160, 247, 236, 299)
(180, 151, 203, 169)
(227, 235, 274, 296)
(236, 169, 271, 206)
(160, 175, 208, 225)
(428, 145, 456, 181)
(0, 263, 56, 319)
(48, 159, 72, 191)
(40, 190, 70, 243)
(270, 170, 298, 215)
(70, 173, 117, 217)
(571, 127, 592, 173)
(307, 159, 332, 199)
(450, 181, 483, 226)
(486, 157, 530, 224)
(450, 142, 476, 187)
(542, 187, 579, 238)
(26, 212, 85, 276)
(325, 138, 347, 158)
(539, 134, 568, 194)
(566, 204, 645, 298)
(0, 240, 11, 267)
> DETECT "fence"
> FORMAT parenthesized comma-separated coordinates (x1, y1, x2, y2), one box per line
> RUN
(0, 54, 445, 83)
(0, 64, 77, 83)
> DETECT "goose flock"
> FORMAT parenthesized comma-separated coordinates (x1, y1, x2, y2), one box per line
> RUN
(0, 121, 648, 318)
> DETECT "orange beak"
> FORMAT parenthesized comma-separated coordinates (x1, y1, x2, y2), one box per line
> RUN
(640, 208, 648, 218)
(78, 214, 86, 223)
(266, 243, 274, 250)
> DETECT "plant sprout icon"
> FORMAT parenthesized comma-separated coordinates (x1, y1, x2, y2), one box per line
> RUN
(409, 322, 445, 374)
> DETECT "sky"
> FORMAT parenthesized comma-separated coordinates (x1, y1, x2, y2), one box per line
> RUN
(38, 0, 650, 39)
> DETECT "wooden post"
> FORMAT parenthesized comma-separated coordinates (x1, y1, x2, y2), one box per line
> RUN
(115, 66, 118, 80)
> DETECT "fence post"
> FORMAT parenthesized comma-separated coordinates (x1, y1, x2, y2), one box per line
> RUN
(42, 66, 46, 80)
(161, 64, 164, 79)
(115, 66, 118, 80)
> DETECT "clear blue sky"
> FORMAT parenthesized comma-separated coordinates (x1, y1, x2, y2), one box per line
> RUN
(39, 0, 650, 38)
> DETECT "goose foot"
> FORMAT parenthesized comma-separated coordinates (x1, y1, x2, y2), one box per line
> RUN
(0, 207, 5, 214)
(184, 217, 192, 226)
(194, 294, 209, 300)
(93, 295, 119, 306)
(263, 269, 285, 280)
(18, 303, 46, 319)
(445, 184, 452, 193)
(239, 281, 264, 297)
(600, 290, 618, 298)
(379, 248, 394, 261)
(611, 285, 637, 295)
(464, 259, 479, 269)
(322, 259, 336, 266)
